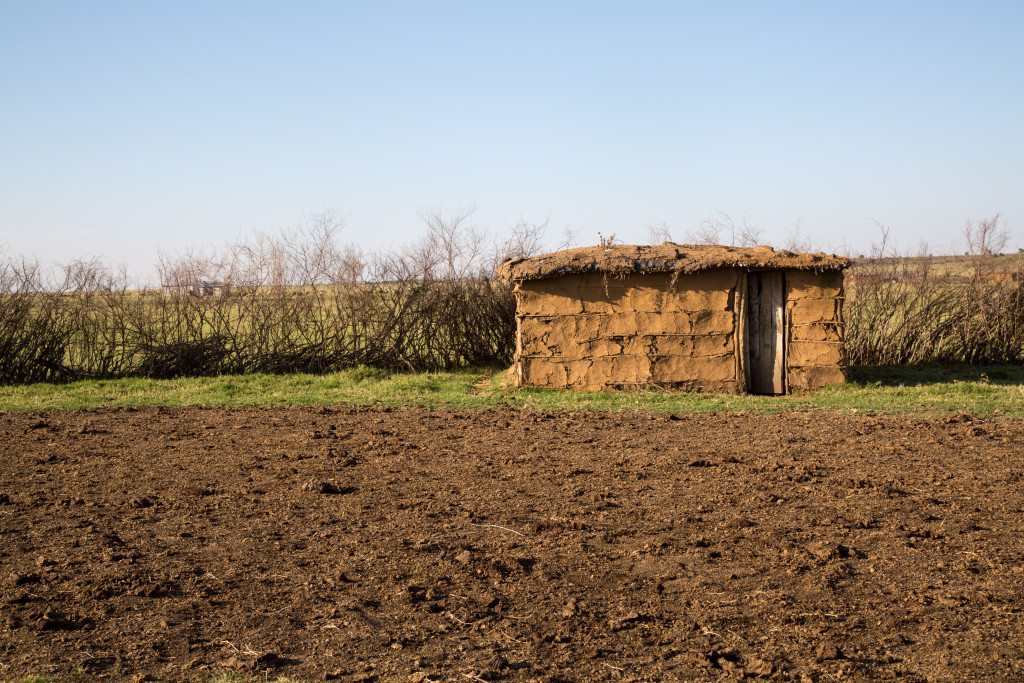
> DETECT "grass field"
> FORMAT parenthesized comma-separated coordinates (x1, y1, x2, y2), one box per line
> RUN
(1, 364, 1022, 416)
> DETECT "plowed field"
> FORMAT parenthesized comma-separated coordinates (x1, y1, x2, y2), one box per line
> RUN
(2, 407, 1023, 681)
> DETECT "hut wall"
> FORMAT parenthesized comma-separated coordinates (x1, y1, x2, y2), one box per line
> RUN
(514, 269, 741, 391)
(785, 270, 846, 391)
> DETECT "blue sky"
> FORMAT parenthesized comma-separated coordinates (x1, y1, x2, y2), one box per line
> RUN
(2, 1, 1022, 278)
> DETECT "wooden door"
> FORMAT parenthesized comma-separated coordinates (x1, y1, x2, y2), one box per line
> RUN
(745, 271, 785, 394)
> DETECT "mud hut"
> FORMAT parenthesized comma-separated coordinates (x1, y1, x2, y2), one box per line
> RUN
(497, 243, 850, 394)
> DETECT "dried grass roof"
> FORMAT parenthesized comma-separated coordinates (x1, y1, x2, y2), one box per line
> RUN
(497, 243, 850, 281)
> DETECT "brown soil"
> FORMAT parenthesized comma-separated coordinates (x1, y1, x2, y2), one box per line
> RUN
(2, 407, 1023, 682)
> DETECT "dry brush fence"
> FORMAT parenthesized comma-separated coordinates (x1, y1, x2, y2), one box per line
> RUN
(2, 214, 1022, 385)
(844, 218, 1024, 366)
(0, 211, 527, 384)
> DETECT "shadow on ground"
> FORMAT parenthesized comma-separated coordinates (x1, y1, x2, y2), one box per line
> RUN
(849, 364, 1024, 386)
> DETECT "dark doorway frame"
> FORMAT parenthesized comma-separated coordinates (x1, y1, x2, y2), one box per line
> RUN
(742, 270, 787, 395)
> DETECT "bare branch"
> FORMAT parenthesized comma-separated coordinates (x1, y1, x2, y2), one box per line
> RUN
(646, 219, 673, 245)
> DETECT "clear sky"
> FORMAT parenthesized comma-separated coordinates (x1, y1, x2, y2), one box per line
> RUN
(2, 1, 1022, 278)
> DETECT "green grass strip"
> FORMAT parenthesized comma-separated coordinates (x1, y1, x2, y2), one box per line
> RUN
(0, 365, 1022, 416)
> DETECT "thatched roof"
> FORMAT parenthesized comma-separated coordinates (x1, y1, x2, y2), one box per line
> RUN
(497, 243, 850, 282)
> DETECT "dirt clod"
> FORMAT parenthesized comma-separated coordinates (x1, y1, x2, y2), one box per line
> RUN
(303, 480, 356, 495)
(38, 609, 76, 631)
(744, 656, 774, 675)
(253, 651, 290, 669)
(816, 642, 845, 661)
(9, 571, 40, 586)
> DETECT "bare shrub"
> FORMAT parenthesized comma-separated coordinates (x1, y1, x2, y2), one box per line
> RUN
(686, 209, 763, 247)
(0, 250, 136, 382)
(647, 219, 673, 244)
(497, 217, 548, 265)
(783, 219, 814, 253)
(556, 226, 581, 251)
(360, 207, 519, 370)
(845, 218, 1024, 365)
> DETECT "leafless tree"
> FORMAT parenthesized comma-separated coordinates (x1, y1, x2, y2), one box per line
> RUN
(963, 213, 1010, 256)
